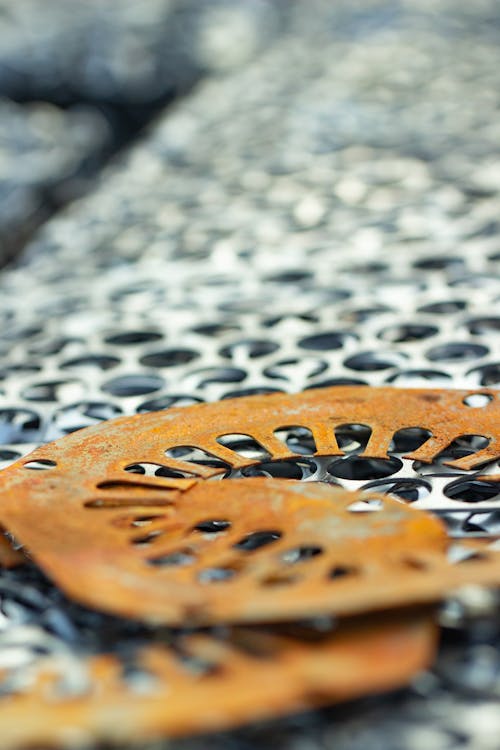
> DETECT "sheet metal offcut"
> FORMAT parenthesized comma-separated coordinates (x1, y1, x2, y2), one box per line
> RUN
(0, 609, 436, 749)
(0, 387, 499, 624)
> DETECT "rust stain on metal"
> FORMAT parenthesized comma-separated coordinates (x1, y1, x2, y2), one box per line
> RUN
(0, 530, 25, 568)
(0, 386, 499, 625)
(0, 609, 437, 749)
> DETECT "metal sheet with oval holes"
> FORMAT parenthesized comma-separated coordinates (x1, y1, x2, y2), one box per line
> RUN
(0, 610, 436, 749)
(1, 387, 499, 625)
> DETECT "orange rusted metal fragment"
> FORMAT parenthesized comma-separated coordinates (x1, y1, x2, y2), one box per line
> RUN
(0, 529, 25, 568)
(0, 386, 499, 625)
(0, 609, 436, 749)
(0, 477, 448, 624)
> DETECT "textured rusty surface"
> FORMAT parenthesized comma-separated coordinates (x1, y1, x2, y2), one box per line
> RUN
(0, 386, 499, 624)
(0, 530, 25, 568)
(0, 474, 446, 624)
(0, 609, 436, 749)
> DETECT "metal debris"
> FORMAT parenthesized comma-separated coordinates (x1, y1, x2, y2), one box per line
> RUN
(0, 532, 24, 569)
(0, 1, 499, 747)
(0, 609, 436, 748)
(1, 387, 499, 624)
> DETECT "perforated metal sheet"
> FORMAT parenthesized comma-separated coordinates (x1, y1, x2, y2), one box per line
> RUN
(4, 389, 500, 627)
(0, 610, 437, 749)
(0, 463, 448, 624)
(1, 0, 500, 747)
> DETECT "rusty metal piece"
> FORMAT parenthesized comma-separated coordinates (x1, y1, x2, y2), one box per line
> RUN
(0, 530, 25, 569)
(0, 386, 499, 625)
(0, 609, 436, 748)
(0, 476, 447, 624)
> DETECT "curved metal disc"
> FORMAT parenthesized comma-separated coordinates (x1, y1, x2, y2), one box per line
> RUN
(0, 386, 499, 624)
(0, 610, 436, 748)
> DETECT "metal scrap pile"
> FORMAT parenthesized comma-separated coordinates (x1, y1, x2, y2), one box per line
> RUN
(0, 386, 499, 747)
(0, 1, 500, 748)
